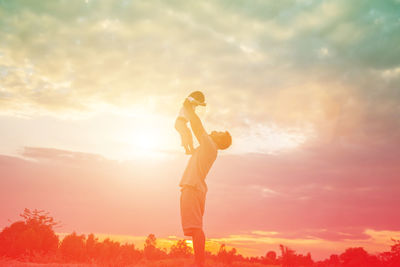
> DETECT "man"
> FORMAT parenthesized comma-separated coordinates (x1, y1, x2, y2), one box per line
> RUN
(179, 98, 232, 267)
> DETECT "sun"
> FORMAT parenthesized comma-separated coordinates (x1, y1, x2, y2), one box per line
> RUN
(132, 130, 160, 151)
(119, 112, 174, 157)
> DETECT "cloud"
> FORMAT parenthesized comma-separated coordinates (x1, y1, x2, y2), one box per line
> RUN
(22, 146, 106, 164)
(208, 228, 400, 259)
(0, 147, 185, 236)
(1, 0, 399, 154)
(205, 142, 400, 237)
(1, 2, 399, 259)
(1, 145, 400, 259)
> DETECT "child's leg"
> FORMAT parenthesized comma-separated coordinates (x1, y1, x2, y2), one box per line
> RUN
(175, 118, 194, 154)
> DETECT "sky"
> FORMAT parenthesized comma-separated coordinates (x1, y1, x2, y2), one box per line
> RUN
(1, 0, 400, 260)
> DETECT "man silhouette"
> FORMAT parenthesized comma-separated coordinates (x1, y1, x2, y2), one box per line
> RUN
(179, 98, 232, 267)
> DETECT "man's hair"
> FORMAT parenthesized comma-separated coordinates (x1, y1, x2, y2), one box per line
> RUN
(218, 131, 232, 150)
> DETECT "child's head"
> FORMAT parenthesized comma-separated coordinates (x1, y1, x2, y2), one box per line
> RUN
(188, 91, 206, 106)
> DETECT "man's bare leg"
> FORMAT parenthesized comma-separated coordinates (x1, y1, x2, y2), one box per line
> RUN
(192, 228, 205, 267)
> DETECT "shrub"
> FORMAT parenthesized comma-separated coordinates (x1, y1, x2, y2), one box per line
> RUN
(59, 232, 87, 262)
(0, 209, 59, 260)
(169, 240, 192, 258)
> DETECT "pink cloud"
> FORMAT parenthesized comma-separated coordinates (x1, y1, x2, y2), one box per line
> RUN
(1, 144, 399, 258)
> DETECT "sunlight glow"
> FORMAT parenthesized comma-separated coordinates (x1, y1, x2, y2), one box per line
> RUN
(132, 129, 161, 151)
(116, 111, 176, 158)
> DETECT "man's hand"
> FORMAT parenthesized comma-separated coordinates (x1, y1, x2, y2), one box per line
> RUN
(183, 98, 206, 144)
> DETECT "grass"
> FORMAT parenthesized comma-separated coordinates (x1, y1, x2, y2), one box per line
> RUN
(0, 259, 280, 267)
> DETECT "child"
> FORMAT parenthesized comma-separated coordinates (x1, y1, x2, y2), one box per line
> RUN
(175, 91, 206, 154)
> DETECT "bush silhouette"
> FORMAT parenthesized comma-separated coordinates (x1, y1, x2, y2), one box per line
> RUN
(263, 250, 277, 265)
(59, 233, 142, 265)
(143, 234, 167, 260)
(386, 239, 400, 266)
(3, 209, 400, 266)
(59, 232, 86, 262)
(0, 209, 58, 260)
(169, 239, 192, 258)
(340, 247, 380, 267)
(85, 233, 98, 262)
(279, 244, 313, 267)
(217, 244, 238, 265)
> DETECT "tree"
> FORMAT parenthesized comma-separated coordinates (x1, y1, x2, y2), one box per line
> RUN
(279, 244, 313, 267)
(0, 208, 59, 260)
(85, 233, 98, 262)
(59, 232, 86, 262)
(117, 243, 142, 266)
(143, 234, 166, 260)
(144, 234, 157, 260)
(169, 239, 192, 258)
(379, 239, 400, 267)
(96, 238, 121, 264)
(217, 244, 237, 265)
(263, 250, 277, 265)
(340, 247, 380, 267)
(19, 208, 58, 228)
(279, 244, 296, 266)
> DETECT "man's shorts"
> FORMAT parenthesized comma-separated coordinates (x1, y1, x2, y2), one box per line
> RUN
(180, 186, 206, 236)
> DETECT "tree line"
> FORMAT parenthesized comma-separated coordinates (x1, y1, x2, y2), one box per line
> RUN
(0, 209, 399, 266)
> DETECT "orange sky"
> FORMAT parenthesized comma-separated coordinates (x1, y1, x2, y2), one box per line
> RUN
(1, 0, 400, 260)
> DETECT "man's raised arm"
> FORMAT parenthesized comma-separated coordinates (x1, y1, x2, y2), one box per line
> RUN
(183, 98, 207, 144)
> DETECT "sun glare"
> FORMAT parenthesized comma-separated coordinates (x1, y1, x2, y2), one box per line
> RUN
(119, 112, 175, 158)
(132, 130, 160, 151)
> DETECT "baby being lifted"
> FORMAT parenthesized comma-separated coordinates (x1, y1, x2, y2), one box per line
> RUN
(175, 91, 206, 154)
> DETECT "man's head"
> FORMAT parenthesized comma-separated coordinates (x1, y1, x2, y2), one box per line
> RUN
(210, 131, 232, 150)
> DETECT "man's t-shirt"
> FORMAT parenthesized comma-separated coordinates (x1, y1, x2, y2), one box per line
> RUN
(179, 133, 218, 193)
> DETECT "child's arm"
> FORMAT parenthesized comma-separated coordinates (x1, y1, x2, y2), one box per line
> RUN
(183, 99, 207, 144)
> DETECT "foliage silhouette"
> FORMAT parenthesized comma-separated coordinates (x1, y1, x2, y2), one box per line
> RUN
(2, 209, 400, 266)
(378, 239, 400, 267)
(263, 250, 277, 265)
(217, 244, 238, 265)
(279, 244, 313, 267)
(143, 234, 167, 261)
(339, 247, 380, 267)
(59, 232, 86, 262)
(0, 209, 58, 261)
(169, 239, 192, 258)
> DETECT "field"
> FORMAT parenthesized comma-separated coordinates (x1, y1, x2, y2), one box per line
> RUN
(0, 259, 277, 267)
